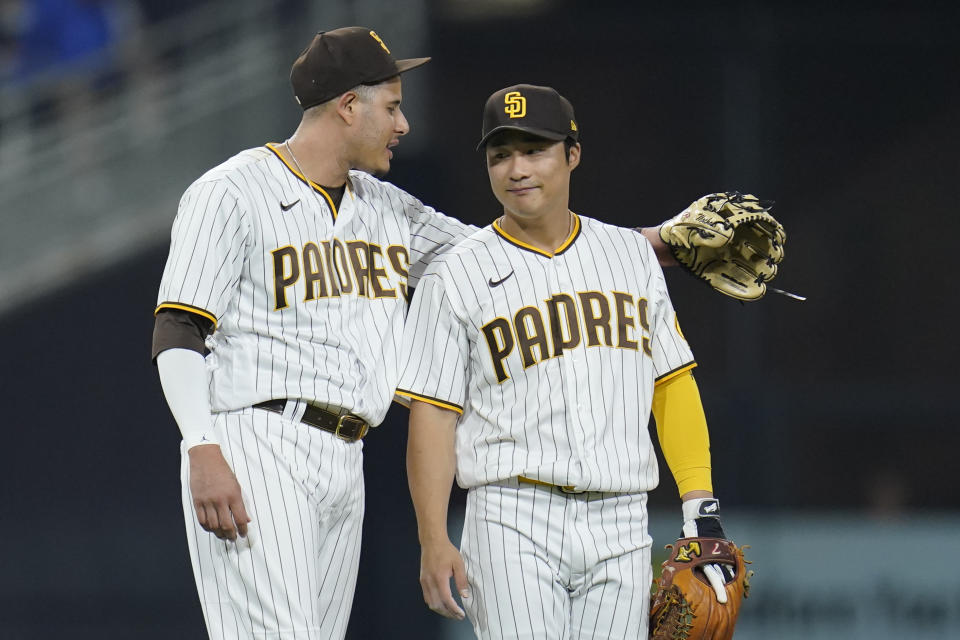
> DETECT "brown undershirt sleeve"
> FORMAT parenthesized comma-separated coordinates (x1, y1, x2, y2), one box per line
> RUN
(151, 309, 215, 362)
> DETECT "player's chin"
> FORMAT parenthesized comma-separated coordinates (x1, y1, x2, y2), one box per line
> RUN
(503, 193, 541, 216)
(378, 151, 396, 175)
(357, 159, 391, 177)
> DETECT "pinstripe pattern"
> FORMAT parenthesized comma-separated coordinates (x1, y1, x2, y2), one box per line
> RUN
(398, 214, 688, 638)
(157, 144, 473, 426)
(181, 407, 364, 640)
(159, 144, 475, 639)
(460, 482, 651, 639)
(398, 214, 695, 493)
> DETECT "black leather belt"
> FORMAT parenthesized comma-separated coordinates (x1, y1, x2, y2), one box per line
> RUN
(254, 400, 369, 442)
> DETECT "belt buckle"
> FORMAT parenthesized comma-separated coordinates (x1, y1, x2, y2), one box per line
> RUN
(335, 414, 368, 441)
(559, 485, 585, 495)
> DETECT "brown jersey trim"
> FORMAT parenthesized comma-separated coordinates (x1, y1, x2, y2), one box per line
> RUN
(151, 308, 215, 362)
(395, 389, 464, 415)
(154, 301, 217, 327)
(265, 143, 342, 218)
(655, 361, 698, 386)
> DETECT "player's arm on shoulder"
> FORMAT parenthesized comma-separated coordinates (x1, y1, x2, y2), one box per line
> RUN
(650, 192, 789, 300)
(637, 226, 677, 267)
(388, 183, 478, 282)
(406, 400, 469, 620)
(391, 183, 474, 238)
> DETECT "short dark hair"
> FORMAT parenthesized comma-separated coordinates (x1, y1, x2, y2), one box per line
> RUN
(482, 131, 579, 163)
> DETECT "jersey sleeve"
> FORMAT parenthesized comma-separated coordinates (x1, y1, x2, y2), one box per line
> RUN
(393, 188, 477, 288)
(643, 239, 697, 384)
(155, 178, 249, 323)
(396, 265, 470, 413)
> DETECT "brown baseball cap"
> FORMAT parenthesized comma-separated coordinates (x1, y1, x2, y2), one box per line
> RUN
(290, 27, 431, 110)
(477, 84, 579, 150)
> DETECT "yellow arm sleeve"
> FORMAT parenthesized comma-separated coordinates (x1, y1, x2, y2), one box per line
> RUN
(652, 371, 713, 496)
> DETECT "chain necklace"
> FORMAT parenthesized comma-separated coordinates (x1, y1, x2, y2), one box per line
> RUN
(284, 139, 309, 182)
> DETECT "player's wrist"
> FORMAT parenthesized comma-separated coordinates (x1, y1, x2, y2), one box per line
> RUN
(681, 496, 717, 520)
(417, 528, 453, 547)
(681, 497, 726, 539)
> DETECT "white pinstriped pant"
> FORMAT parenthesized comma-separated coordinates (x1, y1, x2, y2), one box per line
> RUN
(180, 405, 365, 640)
(461, 480, 652, 640)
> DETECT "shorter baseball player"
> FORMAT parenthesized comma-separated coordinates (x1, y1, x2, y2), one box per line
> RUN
(397, 85, 736, 639)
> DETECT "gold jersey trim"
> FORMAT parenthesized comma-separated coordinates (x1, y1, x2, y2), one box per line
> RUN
(395, 389, 464, 415)
(265, 143, 341, 219)
(154, 302, 218, 328)
(492, 212, 581, 258)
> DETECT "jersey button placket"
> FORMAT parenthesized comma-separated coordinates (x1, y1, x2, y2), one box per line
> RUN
(551, 256, 586, 484)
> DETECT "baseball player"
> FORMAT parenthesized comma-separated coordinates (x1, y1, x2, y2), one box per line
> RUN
(397, 85, 734, 639)
(152, 28, 734, 640)
(151, 27, 477, 639)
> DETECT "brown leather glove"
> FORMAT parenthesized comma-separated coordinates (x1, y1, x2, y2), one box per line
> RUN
(649, 537, 753, 640)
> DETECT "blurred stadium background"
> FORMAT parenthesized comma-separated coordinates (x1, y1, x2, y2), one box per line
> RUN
(1, 0, 957, 638)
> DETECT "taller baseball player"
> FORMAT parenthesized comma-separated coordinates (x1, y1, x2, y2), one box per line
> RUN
(397, 85, 737, 639)
(151, 28, 478, 640)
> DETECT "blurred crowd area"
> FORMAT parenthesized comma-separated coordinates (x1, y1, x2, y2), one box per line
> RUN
(1, 0, 181, 111)
(0, 0, 186, 79)
(0, 0, 301, 132)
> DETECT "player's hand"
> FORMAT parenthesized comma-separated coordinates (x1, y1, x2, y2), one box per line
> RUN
(189, 444, 251, 541)
(681, 496, 734, 604)
(419, 538, 470, 620)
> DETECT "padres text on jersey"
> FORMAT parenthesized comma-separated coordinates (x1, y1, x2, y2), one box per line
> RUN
(157, 144, 472, 425)
(398, 214, 695, 493)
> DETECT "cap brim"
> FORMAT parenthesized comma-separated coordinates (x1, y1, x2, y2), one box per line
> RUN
(396, 57, 431, 74)
(476, 125, 568, 151)
(361, 57, 431, 89)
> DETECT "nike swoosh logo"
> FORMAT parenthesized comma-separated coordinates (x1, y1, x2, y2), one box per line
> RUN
(700, 501, 719, 515)
(488, 271, 515, 287)
(280, 199, 301, 212)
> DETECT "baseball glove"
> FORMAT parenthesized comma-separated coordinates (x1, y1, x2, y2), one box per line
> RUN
(659, 192, 785, 301)
(649, 538, 752, 640)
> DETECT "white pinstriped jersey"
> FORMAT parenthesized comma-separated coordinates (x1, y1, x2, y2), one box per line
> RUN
(156, 143, 472, 424)
(397, 214, 695, 492)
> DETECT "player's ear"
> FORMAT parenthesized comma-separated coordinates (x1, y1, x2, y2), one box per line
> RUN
(567, 142, 581, 170)
(335, 91, 360, 124)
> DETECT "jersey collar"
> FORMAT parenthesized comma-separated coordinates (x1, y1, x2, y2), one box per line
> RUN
(266, 142, 352, 218)
(492, 212, 581, 258)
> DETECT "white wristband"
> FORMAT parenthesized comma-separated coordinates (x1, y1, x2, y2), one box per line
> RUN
(156, 348, 218, 450)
